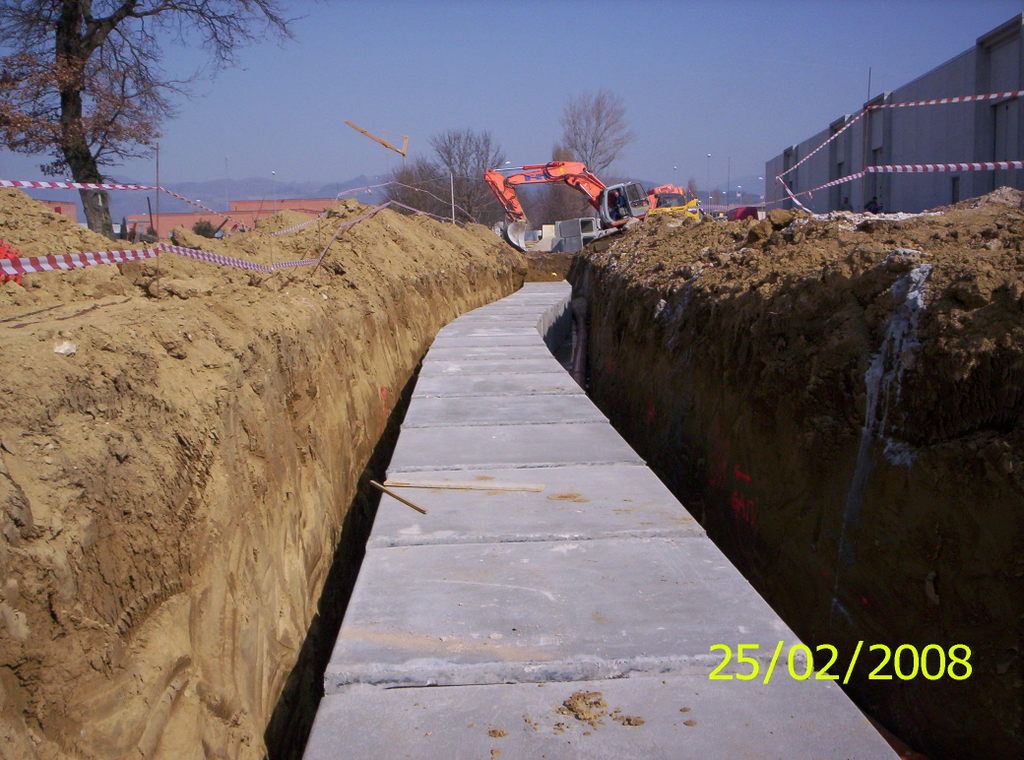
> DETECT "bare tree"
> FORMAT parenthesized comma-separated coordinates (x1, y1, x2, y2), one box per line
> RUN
(687, 177, 698, 198)
(429, 128, 506, 225)
(384, 157, 449, 219)
(0, 1, 291, 236)
(528, 141, 589, 225)
(559, 89, 634, 174)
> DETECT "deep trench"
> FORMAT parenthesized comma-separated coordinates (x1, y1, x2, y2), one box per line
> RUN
(262, 360, 421, 760)
(561, 257, 1024, 760)
(261, 276, 977, 760)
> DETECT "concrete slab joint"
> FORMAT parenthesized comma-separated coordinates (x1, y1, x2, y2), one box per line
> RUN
(303, 282, 897, 759)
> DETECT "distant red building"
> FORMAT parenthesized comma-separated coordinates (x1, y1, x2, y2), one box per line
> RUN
(39, 200, 78, 224)
(126, 197, 338, 239)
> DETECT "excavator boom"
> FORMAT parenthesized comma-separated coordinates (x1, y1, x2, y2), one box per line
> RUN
(484, 162, 609, 221)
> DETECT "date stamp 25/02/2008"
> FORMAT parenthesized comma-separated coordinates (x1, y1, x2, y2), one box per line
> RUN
(708, 642, 972, 685)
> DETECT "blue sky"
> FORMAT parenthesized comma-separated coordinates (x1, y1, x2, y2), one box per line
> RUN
(2, 0, 1022, 194)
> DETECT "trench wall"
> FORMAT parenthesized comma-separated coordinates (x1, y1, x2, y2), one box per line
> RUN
(0, 216, 524, 760)
(569, 253, 1022, 760)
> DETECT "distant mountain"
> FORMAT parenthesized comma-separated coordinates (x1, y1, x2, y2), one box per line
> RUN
(20, 174, 390, 223)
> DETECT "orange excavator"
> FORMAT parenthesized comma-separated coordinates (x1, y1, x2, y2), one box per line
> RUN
(484, 161, 653, 250)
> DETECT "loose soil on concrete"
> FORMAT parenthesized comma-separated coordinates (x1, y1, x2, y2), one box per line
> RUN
(570, 189, 1024, 760)
(0, 189, 524, 759)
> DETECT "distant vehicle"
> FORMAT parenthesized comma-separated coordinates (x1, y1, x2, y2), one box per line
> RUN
(645, 185, 702, 221)
(726, 205, 763, 221)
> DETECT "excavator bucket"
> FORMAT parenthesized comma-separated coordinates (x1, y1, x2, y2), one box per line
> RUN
(501, 220, 529, 252)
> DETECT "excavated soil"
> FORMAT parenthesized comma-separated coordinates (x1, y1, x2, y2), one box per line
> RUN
(0, 189, 524, 759)
(525, 251, 574, 282)
(569, 189, 1024, 760)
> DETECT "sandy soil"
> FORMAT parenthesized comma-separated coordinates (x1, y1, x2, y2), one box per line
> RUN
(524, 251, 573, 282)
(0, 189, 524, 759)
(570, 189, 1023, 760)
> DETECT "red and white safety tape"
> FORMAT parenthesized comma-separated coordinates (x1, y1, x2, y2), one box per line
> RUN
(0, 242, 320, 278)
(0, 199, 455, 277)
(0, 178, 155, 191)
(0, 246, 159, 276)
(773, 159, 1024, 206)
(866, 160, 1024, 173)
(777, 88, 1024, 181)
(1, 177, 247, 230)
(873, 89, 1024, 109)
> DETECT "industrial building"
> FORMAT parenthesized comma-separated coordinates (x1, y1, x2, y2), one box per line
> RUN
(765, 13, 1023, 213)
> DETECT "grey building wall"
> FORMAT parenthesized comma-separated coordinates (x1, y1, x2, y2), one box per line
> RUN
(765, 14, 1023, 213)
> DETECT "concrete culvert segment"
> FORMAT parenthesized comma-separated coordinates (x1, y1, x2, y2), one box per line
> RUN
(0, 188, 525, 759)
(303, 283, 898, 759)
(568, 189, 1024, 760)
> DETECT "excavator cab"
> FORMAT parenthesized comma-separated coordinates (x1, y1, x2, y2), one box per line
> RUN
(599, 182, 650, 226)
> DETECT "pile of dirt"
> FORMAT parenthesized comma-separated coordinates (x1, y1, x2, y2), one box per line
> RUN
(569, 191, 1023, 760)
(0, 188, 145, 301)
(0, 190, 525, 759)
(937, 185, 1024, 211)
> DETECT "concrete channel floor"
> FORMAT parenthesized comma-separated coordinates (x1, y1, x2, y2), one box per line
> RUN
(303, 282, 897, 759)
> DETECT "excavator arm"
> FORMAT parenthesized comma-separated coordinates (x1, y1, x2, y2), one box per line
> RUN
(485, 162, 609, 222)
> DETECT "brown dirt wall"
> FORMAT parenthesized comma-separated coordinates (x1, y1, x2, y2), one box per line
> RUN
(0, 190, 525, 759)
(569, 194, 1024, 760)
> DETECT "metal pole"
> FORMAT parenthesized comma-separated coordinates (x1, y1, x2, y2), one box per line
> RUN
(726, 156, 731, 208)
(155, 142, 160, 238)
(706, 153, 711, 203)
(450, 173, 455, 224)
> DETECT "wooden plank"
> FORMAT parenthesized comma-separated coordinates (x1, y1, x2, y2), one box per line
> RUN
(383, 479, 545, 493)
(370, 480, 428, 514)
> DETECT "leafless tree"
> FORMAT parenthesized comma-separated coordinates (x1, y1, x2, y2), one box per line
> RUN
(527, 141, 589, 225)
(429, 128, 506, 225)
(0, 1, 291, 236)
(384, 157, 450, 220)
(385, 129, 507, 226)
(687, 177, 698, 198)
(559, 89, 634, 174)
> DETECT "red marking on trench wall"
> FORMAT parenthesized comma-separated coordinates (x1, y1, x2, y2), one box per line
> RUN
(645, 399, 656, 425)
(707, 430, 756, 526)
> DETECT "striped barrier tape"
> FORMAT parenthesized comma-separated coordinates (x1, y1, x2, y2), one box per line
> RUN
(0, 199, 450, 277)
(3, 176, 479, 238)
(0, 178, 156, 191)
(873, 89, 1024, 109)
(777, 88, 1024, 181)
(776, 110, 869, 182)
(0, 246, 159, 276)
(777, 177, 812, 212)
(1, 242, 322, 278)
(866, 160, 1024, 173)
(270, 198, 457, 239)
(773, 159, 1023, 205)
(159, 243, 321, 271)
(270, 216, 323, 236)
(1, 177, 248, 230)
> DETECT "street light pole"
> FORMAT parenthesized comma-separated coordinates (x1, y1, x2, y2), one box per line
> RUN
(450, 172, 455, 224)
(726, 156, 731, 208)
(706, 153, 711, 203)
